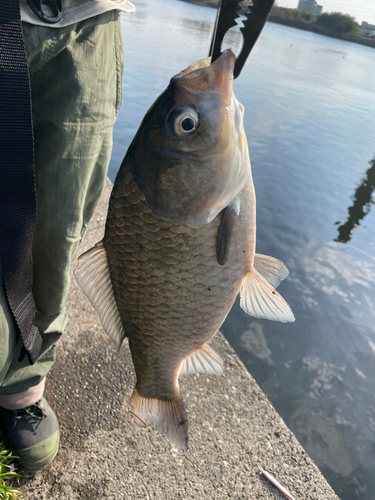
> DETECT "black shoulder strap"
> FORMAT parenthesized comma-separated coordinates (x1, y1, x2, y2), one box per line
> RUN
(0, 1, 42, 364)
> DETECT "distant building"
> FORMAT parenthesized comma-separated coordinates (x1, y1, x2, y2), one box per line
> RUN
(297, 0, 323, 16)
(361, 21, 375, 38)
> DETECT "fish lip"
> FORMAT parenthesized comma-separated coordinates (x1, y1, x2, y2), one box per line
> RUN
(208, 49, 236, 106)
(170, 50, 236, 106)
(210, 48, 236, 72)
(173, 49, 236, 80)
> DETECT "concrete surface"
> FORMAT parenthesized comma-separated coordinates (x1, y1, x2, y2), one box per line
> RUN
(18, 179, 340, 500)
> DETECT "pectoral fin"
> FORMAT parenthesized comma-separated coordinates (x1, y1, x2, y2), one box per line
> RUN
(179, 345, 223, 377)
(216, 197, 240, 266)
(240, 268, 295, 323)
(75, 241, 126, 348)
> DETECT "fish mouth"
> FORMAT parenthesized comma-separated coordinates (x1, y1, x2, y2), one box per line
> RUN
(174, 49, 236, 107)
(208, 49, 236, 106)
(177, 48, 236, 78)
(209, 48, 236, 76)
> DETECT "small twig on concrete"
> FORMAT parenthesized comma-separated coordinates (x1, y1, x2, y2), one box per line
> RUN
(259, 468, 296, 500)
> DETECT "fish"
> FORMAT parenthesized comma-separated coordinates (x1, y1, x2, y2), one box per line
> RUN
(75, 49, 295, 451)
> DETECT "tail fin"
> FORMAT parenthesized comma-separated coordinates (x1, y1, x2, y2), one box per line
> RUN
(131, 389, 188, 451)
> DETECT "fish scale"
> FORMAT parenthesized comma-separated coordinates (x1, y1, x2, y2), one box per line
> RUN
(104, 166, 254, 390)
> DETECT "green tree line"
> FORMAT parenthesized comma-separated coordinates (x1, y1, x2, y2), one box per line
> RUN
(185, 0, 375, 47)
(189, 1, 361, 36)
(271, 6, 359, 35)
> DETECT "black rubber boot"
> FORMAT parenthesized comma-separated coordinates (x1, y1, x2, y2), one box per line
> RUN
(0, 398, 59, 470)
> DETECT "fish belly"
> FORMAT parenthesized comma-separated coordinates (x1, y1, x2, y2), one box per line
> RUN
(104, 165, 256, 399)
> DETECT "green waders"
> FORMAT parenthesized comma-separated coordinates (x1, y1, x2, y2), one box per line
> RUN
(0, 10, 124, 395)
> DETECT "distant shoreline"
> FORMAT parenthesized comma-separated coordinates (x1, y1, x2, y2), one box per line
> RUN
(180, 0, 375, 49)
(268, 15, 375, 49)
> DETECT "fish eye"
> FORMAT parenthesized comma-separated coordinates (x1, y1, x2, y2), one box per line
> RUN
(168, 107, 199, 136)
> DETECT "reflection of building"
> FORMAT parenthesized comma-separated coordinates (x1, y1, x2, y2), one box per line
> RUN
(361, 22, 375, 38)
(297, 0, 323, 16)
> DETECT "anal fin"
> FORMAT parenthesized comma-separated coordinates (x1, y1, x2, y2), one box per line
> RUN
(131, 389, 189, 451)
(179, 345, 223, 377)
(75, 241, 126, 348)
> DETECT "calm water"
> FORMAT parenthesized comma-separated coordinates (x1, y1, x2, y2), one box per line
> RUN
(109, 2, 375, 498)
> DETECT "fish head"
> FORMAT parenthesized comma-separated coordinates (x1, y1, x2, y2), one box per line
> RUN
(126, 49, 250, 224)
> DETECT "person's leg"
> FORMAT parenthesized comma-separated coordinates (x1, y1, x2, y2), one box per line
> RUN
(0, 10, 124, 468)
(0, 263, 19, 391)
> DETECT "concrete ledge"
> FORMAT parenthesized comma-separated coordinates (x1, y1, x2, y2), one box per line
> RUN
(20, 178, 340, 499)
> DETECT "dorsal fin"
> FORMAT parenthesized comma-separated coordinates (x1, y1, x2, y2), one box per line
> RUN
(240, 268, 295, 323)
(179, 345, 223, 376)
(75, 241, 126, 348)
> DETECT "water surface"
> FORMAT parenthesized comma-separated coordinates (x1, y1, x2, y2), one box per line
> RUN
(109, 2, 375, 498)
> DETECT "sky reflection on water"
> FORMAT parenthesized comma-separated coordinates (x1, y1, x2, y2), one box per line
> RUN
(110, 2, 375, 498)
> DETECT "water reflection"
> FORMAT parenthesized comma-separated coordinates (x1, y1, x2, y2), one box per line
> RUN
(335, 155, 375, 243)
(174, 17, 213, 40)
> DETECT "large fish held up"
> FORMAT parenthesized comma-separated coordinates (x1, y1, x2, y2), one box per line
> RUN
(75, 49, 295, 451)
